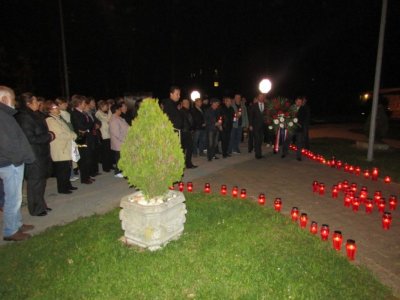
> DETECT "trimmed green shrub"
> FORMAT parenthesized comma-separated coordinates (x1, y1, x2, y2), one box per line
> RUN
(118, 98, 185, 199)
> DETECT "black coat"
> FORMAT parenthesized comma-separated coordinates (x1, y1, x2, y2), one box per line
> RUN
(15, 108, 53, 179)
(220, 105, 235, 131)
(249, 103, 266, 131)
(162, 98, 183, 130)
(71, 109, 92, 146)
(181, 108, 194, 132)
(191, 106, 205, 130)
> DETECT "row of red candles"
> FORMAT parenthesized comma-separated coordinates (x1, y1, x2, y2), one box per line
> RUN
(171, 182, 356, 260)
(289, 145, 392, 183)
(312, 180, 396, 230)
(290, 207, 356, 260)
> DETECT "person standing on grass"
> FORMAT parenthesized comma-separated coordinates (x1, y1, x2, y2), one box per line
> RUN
(0, 86, 36, 241)
(109, 102, 129, 178)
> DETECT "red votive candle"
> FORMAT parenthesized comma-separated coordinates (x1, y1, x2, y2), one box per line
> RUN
(300, 213, 308, 228)
(389, 195, 397, 210)
(364, 170, 370, 179)
(331, 156, 336, 168)
(365, 198, 373, 214)
(332, 231, 343, 251)
(291, 207, 299, 221)
(384, 176, 391, 184)
(378, 199, 386, 213)
(344, 163, 349, 172)
(310, 221, 318, 234)
(346, 239, 357, 261)
(232, 186, 239, 197)
(342, 180, 349, 190)
(355, 166, 361, 176)
(320, 224, 330, 241)
(337, 182, 343, 191)
(352, 197, 360, 212)
(220, 184, 227, 195)
(186, 182, 193, 192)
(240, 189, 247, 199)
(374, 191, 382, 205)
(372, 167, 379, 181)
(312, 181, 319, 193)
(331, 185, 338, 198)
(258, 193, 266, 205)
(274, 198, 282, 212)
(319, 183, 325, 195)
(204, 183, 211, 193)
(348, 165, 354, 173)
(178, 181, 184, 192)
(336, 160, 343, 169)
(344, 195, 352, 208)
(382, 212, 392, 230)
(350, 183, 357, 193)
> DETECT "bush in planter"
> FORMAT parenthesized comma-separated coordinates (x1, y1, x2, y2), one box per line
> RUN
(118, 98, 185, 200)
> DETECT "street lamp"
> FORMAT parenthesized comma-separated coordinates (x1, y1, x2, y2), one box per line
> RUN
(190, 90, 201, 101)
(259, 79, 272, 94)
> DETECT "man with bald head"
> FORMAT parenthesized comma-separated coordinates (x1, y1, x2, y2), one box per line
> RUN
(0, 86, 36, 241)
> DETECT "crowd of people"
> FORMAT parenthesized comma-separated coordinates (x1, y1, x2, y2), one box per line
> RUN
(0, 84, 310, 242)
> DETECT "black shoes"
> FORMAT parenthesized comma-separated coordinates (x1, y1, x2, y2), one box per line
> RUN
(59, 190, 72, 194)
(186, 165, 198, 169)
(69, 186, 78, 190)
(37, 211, 47, 217)
(297, 157, 302, 161)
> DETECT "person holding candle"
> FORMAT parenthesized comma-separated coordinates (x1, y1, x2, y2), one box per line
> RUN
(204, 98, 222, 161)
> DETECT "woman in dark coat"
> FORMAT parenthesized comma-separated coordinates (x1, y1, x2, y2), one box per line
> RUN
(15, 93, 55, 216)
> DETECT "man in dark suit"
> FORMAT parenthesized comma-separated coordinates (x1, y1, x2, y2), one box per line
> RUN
(249, 93, 266, 159)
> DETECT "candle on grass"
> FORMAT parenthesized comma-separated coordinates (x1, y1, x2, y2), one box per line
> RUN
(204, 183, 211, 193)
(320, 224, 330, 241)
(310, 221, 318, 234)
(187, 182, 193, 192)
(346, 240, 357, 261)
(232, 186, 239, 197)
(274, 198, 282, 212)
(291, 207, 299, 221)
(300, 213, 308, 228)
(332, 231, 343, 251)
(258, 193, 266, 205)
(220, 184, 227, 195)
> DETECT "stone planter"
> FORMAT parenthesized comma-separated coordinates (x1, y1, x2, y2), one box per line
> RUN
(119, 190, 187, 251)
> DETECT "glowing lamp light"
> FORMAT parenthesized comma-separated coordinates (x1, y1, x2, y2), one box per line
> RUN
(352, 197, 360, 212)
(318, 183, 325, 196)
(389, 195, 397, 210)
(332, 231, 343, 251)
(291, 207, 299, 221)
(204, 183, 211, 193)
(346, 240, 357, 261)
(365, 199, 373, 214)
(258, 193, 266, 205)
(331, 185, 338, 198)
(274, 198, 282, 212)
(300, 213, 308, 228)
(320, 224, 330, 241)
(378, 199, 386, 213)
(310, 221, 318, 234)
(312, 181, 319, 193)
(384, 176, 391, 184)
(213, 81, 219, 87)
(258, 78, 272, 94)
(382, 212, 392, 230)
(190, 90, 201, 101)
(187, 182, 193, 192)
(240, 189, 247, 199)
(232, 186, 239, 198)
(372, 167, 379, 181)
(178, 182, 184, 192)
(220, 184, 227, 195)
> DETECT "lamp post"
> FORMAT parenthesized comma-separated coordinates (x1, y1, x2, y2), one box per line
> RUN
(58, 0, 70, 100)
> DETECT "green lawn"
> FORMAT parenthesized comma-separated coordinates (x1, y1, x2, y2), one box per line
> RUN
(310, 138, 400, 183)
(0, 193, 393, 299)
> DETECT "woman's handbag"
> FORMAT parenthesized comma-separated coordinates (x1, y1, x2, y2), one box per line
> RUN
(71, 140, 80, 162)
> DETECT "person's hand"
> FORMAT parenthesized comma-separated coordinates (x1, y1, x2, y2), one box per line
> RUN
(249, 126, 253, 131)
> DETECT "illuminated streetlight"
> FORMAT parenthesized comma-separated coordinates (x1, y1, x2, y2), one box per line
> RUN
(259, 79, 272, 94)
(190, 90, 201, 101)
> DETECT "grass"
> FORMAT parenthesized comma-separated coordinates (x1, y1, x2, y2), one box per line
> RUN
(310, 138, 400, 183)
(0, 193, 393, 299)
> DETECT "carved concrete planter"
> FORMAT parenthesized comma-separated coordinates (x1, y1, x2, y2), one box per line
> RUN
(119, 190, 187, 251)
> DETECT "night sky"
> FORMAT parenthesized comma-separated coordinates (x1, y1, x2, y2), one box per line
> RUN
(1, 0, 399, 116)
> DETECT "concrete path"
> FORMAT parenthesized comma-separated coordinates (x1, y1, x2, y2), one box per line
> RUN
(1, 124, 399, 296)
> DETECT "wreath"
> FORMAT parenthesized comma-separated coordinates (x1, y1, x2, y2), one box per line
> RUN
(266, 97, 299, 134)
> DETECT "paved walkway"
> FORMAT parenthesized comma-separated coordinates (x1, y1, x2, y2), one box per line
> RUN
(1, 124, 399, 296)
